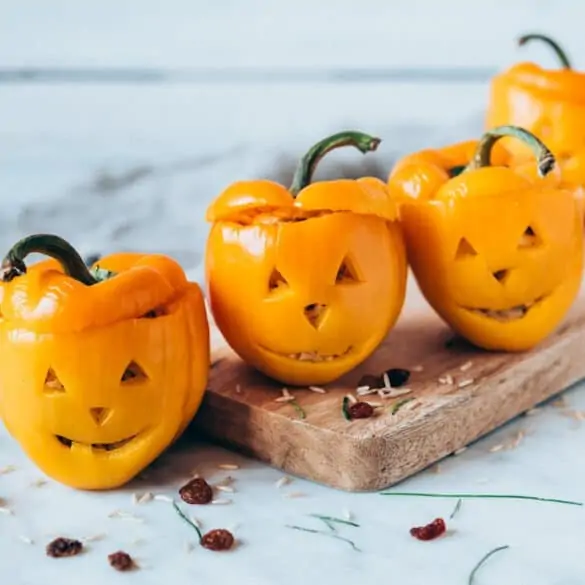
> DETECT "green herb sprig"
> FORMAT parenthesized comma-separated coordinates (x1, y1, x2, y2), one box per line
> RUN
(380, 491, 582, 506)
(468, 545, 510, 585)
(342, 397, 351, 421)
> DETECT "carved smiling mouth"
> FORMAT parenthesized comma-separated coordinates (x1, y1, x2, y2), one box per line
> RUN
(55, 434, 137, 452)
(263, 347, 353, 362)
(463, 295, 548, 322)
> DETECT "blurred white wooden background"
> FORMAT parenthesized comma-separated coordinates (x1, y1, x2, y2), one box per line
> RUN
(1, 0, 583, 281)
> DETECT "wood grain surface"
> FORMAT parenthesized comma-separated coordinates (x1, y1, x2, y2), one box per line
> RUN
(196, 281, 585, 492)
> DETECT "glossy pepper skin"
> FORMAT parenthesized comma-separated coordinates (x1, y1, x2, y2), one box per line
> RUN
(486, 34, 585, 161)
(389, 126, 584, 352)
(206, 131, 407, 386)
(0, 235, 209, 490)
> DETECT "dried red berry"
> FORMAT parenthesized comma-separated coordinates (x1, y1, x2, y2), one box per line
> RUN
(46, 537, 83, 558)
(179, 477, 213, 505)
(410, 518, 446, 541)
(108, 551, 136, 571)
(348, 401, 374, 419)
(201, 529, 235, 551)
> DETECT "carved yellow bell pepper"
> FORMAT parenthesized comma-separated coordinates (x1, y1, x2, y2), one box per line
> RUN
(389, 126, 584, 352)
(0, 234, 209, 490)
(486, 33, 585, 161)
(206, 131, 407, 386)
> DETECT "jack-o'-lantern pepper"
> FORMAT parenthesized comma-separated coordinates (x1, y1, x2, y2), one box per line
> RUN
(0, 234, 209, 490)
(486, 33, 585, 161)
(206, 131, 407, 386)
(388, 126, 584, 352)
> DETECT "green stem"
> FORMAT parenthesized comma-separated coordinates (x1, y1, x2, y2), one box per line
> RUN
(518, 33, 571, 69)
(1, 234, 99, 285)
(465, 125, 555, 177)
(379, 491, 582, 506)
(173, 500, 203, 542)
(468, 545, 510, 585)
(289, 131, 381, 196)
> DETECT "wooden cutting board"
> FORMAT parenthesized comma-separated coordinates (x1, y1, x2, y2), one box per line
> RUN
(196, 278, 585, 492)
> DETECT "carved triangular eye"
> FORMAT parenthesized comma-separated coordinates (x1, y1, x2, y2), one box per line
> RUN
(268, 268, 288, 292)
(121, 361, 148, 383)
(336, 256, 360, 284)
(518, 226, 543, 249)
(455, 238, 478, 259)
(44, 368, 65, 394)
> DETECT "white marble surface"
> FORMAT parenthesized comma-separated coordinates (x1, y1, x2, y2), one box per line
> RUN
(2, 1, 585, 583)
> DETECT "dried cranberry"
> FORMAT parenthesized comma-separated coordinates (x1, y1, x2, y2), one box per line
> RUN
(348, 401, 374, 420)
(201, 529, 235, 551)
(410, 518, 446, 541)
(179, 477, 213, 505)
(108, 551, 135, 571)
(385, 368, 410, 387)
(46, 537, 83, 558)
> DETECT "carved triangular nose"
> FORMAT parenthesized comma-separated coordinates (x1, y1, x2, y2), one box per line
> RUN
(89, 407, 111, 426)
(492, 269, 510, 284)
(304, 303, 328, 329)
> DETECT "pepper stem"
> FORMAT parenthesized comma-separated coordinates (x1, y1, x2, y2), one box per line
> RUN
(289, 131, 381, 196)
(518, 33, 571, 69)
(465, 125, 555, 178)
(1, 234, 99, 285)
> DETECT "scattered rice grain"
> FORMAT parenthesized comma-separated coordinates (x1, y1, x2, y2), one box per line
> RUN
(0, 506, 13, 515)
(282, 388, 292, 399)
(283, 491, 306, 499)
(457, 378, 474, 388)
(382, 372, 391, 389)
(108, 510, 144, 522)
(275, 476, 292, 489)
(235, 384, 242, 394)
(342, 508, 353, 521)
(411, 365, 424, 372)
(19, 535, 33, 545)
(345, 394, 357, 404)
(274, 395, 296, 403)
(459, 360, 473, 372)
(30, 478, 48, 488)
(0, 465, 16, 475)
(454, 446, 467, 455)
(83, 534, 106, 543)
(132, 492, 154, 505)
(218, 464, 240, 471)
(154, 494, 173, 502)
(438, 374, 454, 385)
(215, 485, 235, 493)
(356, 385, 370, 393)
(511, 430, 525, 448)
(308, 386, 326, 394)
(211, 499, 232, 505)
(489, 444, 504, 453)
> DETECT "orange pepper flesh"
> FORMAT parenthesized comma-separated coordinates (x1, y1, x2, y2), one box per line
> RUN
(206, 131, 407, 386)
(486, 34, 585, 163)
(389, 126, 584, 352)
(0, 235, 209, 490)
